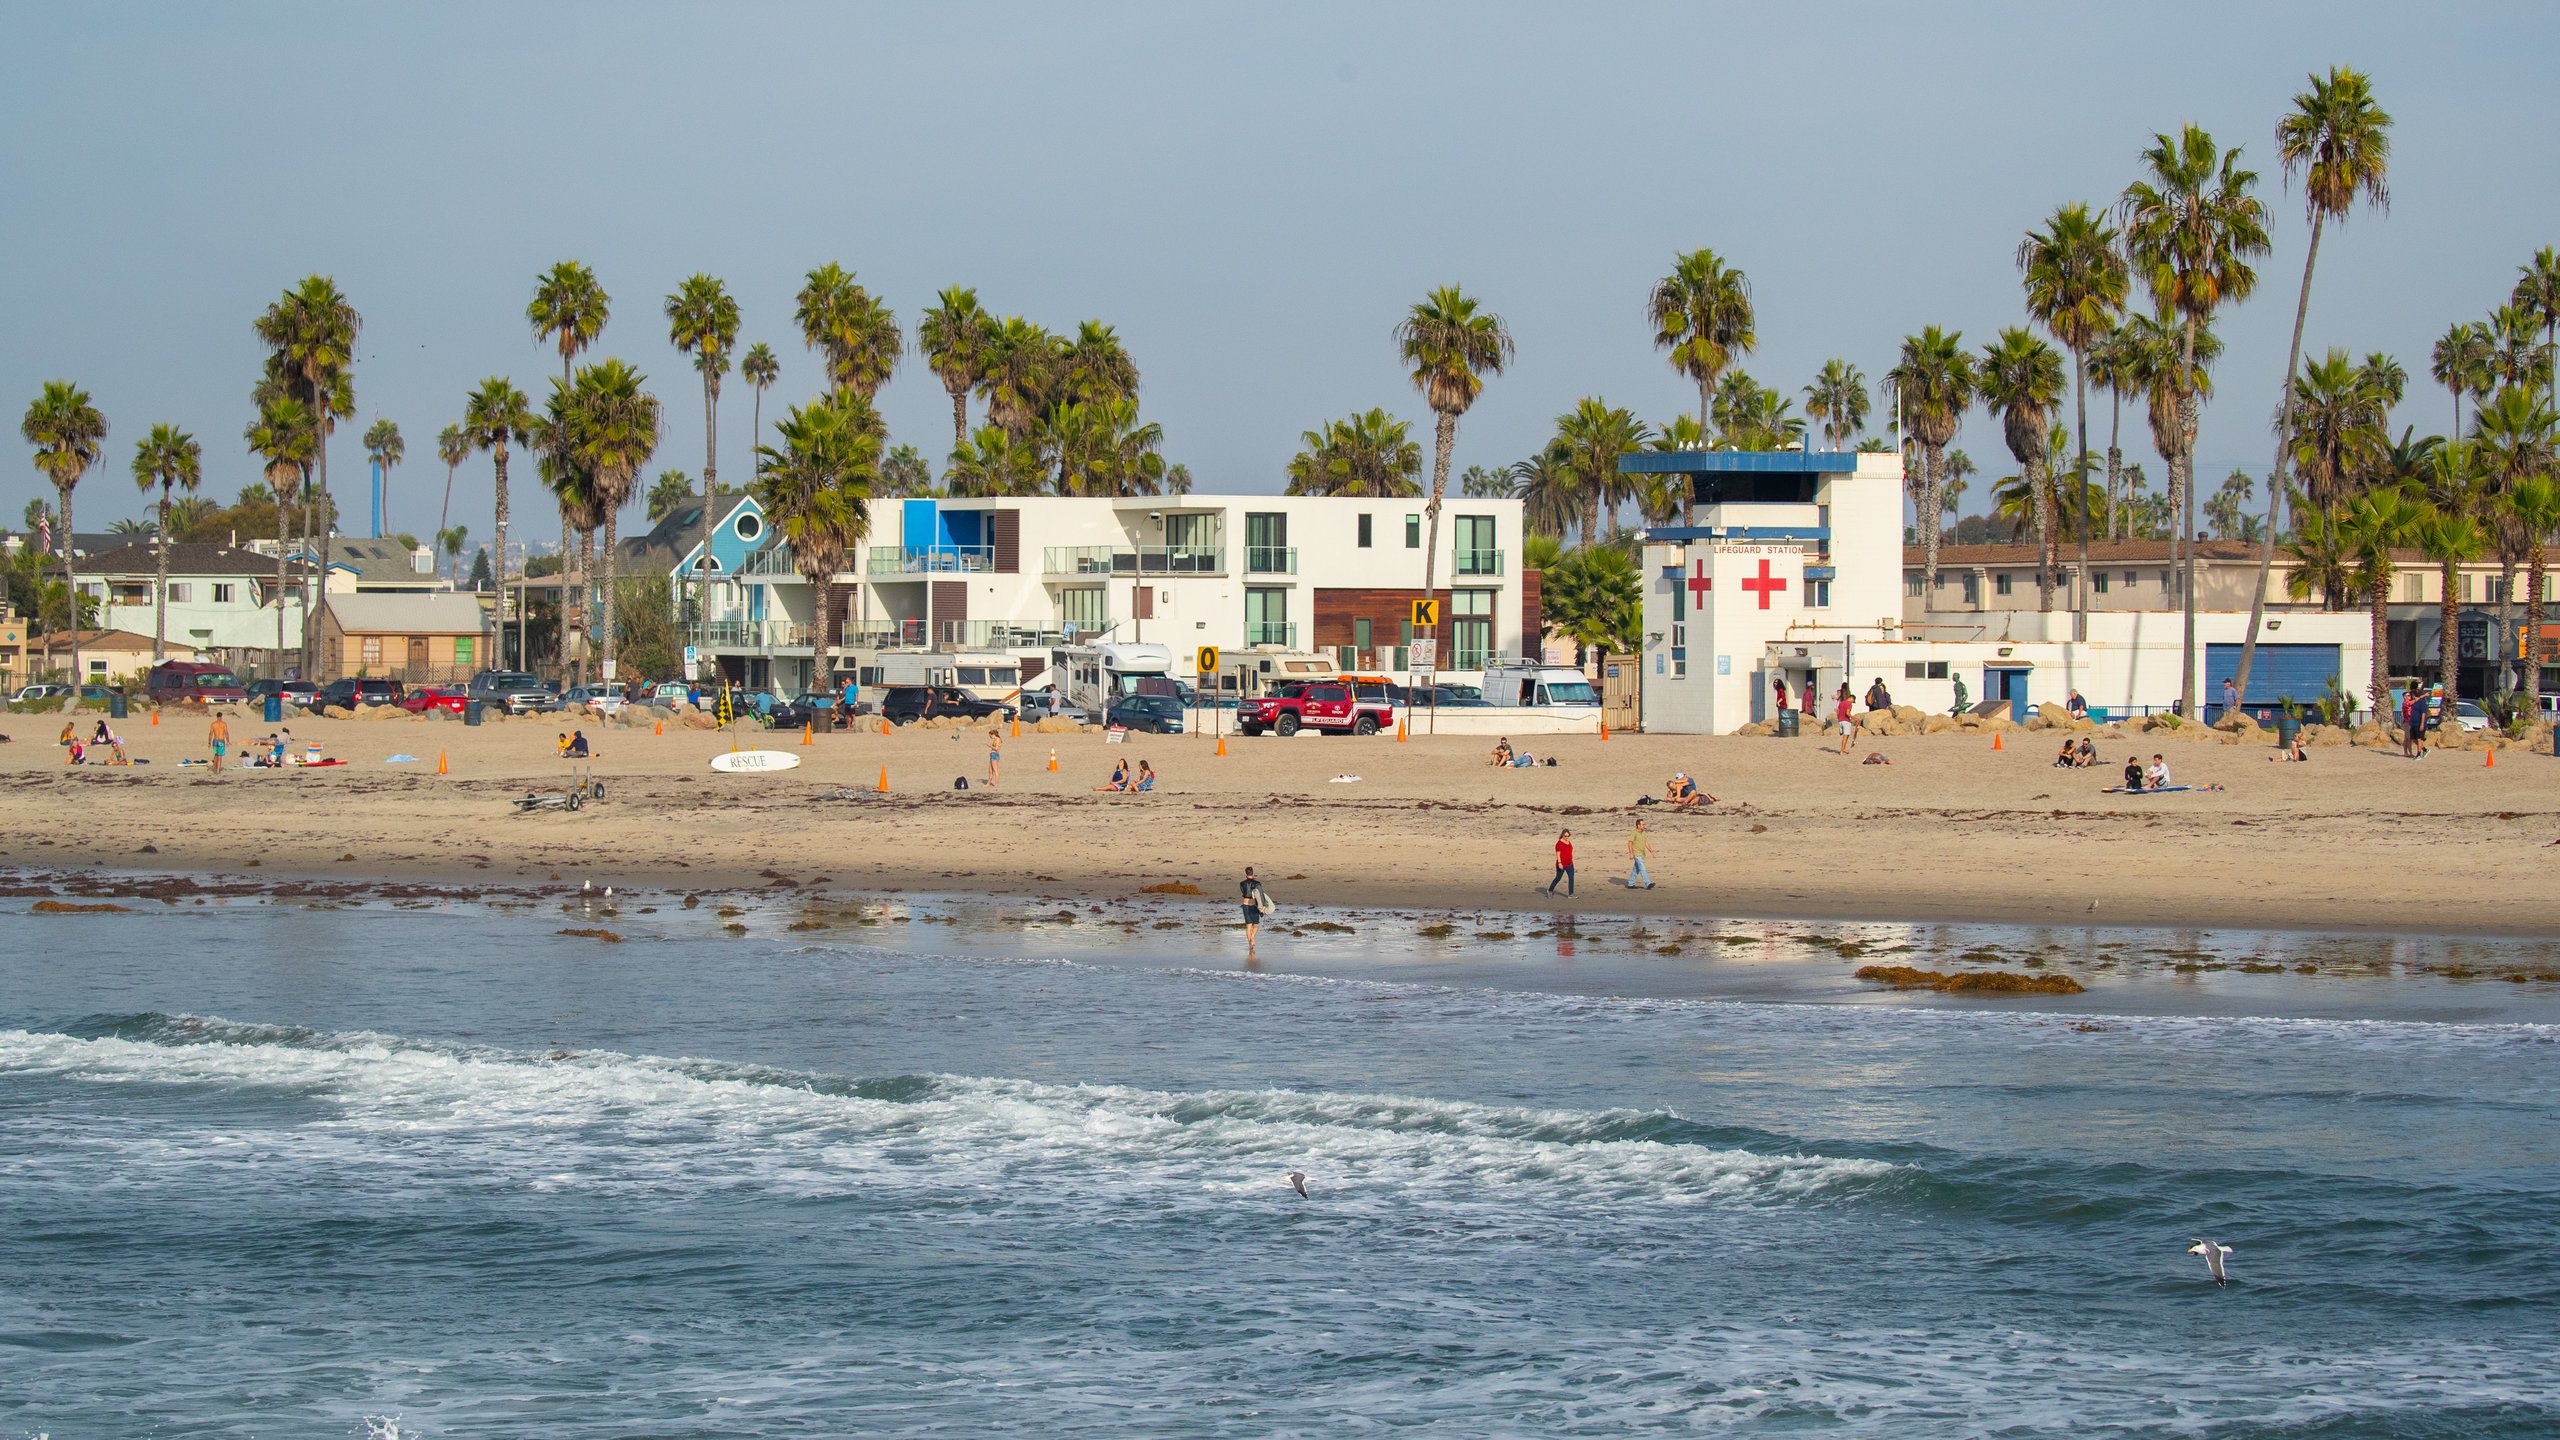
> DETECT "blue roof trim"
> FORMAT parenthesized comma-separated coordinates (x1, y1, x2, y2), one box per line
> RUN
(1639, 526, 1829, 542)
(1803, 565, 1838, 580)
(1618, 450, 1858, 474)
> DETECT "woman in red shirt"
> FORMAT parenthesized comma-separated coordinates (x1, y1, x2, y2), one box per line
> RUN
(1834, 684, 1857, 756)
(1547, 829, 1575, 897)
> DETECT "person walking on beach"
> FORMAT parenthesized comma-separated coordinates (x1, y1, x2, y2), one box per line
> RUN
(207, 712, 229, 775)
(1548, 828, 1575, 897)
(1627, 818, 1655, 889)
(1239, 866, 1276, 954)
(1834, 684, 1856, 756)
(2400, 687, 2421, 758)
(986, 727, 1002, 789)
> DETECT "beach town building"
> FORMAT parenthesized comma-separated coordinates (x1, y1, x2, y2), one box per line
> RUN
(317, 593, 489, 686)
(36, 628, 210, 684)
(49, 543, 312, 676)
(0, 612, 24, 689)
(654, 493, 1531, 694)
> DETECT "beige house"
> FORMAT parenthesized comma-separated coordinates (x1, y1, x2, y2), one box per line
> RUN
(37, 628, 208, 685)
(1905, 540, 2560, 617)
(318, 593, 488, 684)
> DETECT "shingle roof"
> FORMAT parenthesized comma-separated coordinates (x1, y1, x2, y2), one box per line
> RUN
(51, 543, 296, 577)
(322, 593, 486, 634)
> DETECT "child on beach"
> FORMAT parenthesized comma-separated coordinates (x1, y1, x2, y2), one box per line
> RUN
(986, 728, 1002, 789)
(1133, 760, 1156, 791)
(1549, 829, 1575, 896)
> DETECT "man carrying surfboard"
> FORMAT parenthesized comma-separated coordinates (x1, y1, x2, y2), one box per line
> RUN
(1239, 867, 1276, 956)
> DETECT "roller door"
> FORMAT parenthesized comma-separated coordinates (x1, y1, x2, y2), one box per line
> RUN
(2206, 642, 2340, 705)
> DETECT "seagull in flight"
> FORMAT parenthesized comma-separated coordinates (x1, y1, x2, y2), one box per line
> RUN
(1288, 1171, 1308, 1199)
(2188, 1239, 2232, 1286)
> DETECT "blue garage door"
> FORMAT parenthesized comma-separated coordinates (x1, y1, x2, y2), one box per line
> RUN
(2206, 643, 2340, 707)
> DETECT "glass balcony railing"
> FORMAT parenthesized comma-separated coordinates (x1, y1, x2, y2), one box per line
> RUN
(737, 546, 804, 576)
(1244, 620, 1297, 648)
(1454, 548, 1505, 577)
(1042, 546, 1226, 575)
(695, 620, 817, 649)
(1244, 545, 1298, 574)
(868, 544, 996, 574)
(1043, 545, 1119, 576)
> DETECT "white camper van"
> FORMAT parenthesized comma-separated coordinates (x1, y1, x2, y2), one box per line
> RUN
(1479, 662, 1601, 709)
(1049, 642, 1178, 721)
(848, 650, 1025, 704)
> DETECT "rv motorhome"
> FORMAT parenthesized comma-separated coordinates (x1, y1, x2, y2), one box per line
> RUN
(1049, 642, 1177, 721)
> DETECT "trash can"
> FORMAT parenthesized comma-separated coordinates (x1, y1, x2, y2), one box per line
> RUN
(1776, 709, 1800, 738)
(465, 701, 483, 727)
(2275, 714, 2300, 748)
(264, 694, 283, 724)
(108, 692, 127, 720)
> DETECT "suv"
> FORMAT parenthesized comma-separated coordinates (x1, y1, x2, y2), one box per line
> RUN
(245, 678, 321, 709)
(467, 670, 557, 714)
(1108, 694, 1187, 734)
(1237, 681, 1397, 737)
(313, 677, 406, 709)
(146, 660, 248, 704)
(879, 685, 1013, 725)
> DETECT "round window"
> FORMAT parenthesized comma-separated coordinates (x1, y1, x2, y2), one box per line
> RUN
(733, 513, 762, 540)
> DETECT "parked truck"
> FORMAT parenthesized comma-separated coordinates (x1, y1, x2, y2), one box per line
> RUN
(1478, 662, 1601, 710)
(1235, 680, 1397, 737)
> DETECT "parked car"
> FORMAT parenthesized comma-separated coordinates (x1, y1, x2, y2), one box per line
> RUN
(1236, 681, 1396, 737)
(9, 683, 76, 705)
(2452, 700, 2490, 732)
(1109, 695, 1187, 734)
(562, 685, 628, 716)
(145, 660, 248, 704)
(879, 684, 1014, 725)
(400, 686, 470, 715)
(312, 677, 407, 709)
(245, 678, 320, 709)
(467, 670, 557, 714)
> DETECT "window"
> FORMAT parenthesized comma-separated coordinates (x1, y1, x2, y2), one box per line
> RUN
(1353, 617, 1372, 654)
(2124, 571, 2138, 587)
(2093, 571, 2110, 594)
(1671, 622, 1686, 677)
(1960, 574, 1980, 605)
(733, 512, 762, 540)
(2160, 570, 2173, 589)
(1804, 578, 1830, 608)
(1059, 587, 1107, 633)
(1245, 512, 1290, 572)
(2404, 574, 2424, 602)
(453, 635, 474, 666)
(1995, 574, 2013, 596)
(1907, 575, 1924, 597)
(166, 583, 191, 603)
(212, 583, 235, 603)
(2461, 574, 2475, 602)
(361, 637, 382, 666)
(1245, 587, 1291, 647)
(1451, 589, 1494, 670)
(1906, 661, 1926, 679)
(1455, 515, 1499, 575)
(1405, 515, 1421, 548)
(1357, 514, 1373, 548)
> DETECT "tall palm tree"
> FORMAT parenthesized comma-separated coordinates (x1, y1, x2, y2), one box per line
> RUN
(529, 261, 610, 392)
(22, 381, 107, 691)
(1883, 326, 1978, 597)
(463, 378, 534, 667)
(796, 263, 901, 400)
(977, 317, 1060, 438)
(1550, 399, 1651, 546)
(2513, 246, 2560, 420)
(245, 398, 315, 665)
(1059, 321, 1139, 408)
(754, 393, 878, 685)
(561, 359, 661, 679)
(1978, 328, 2068, 610)
(435, 423, 469, 541)
(2340, 486, 2431, 713)
(2018, 201, 2128, 630)
(944, 426, 1048, 498)
(2085, 326, 2138, 539)
(1507, 441, 1580, 540)
(919, 287, 996, 451)
(740, 343, 780, 451)
(1395, 286, 1513, 658)
(665, 274, 739, 656)
(130, 423, 202, 661)
(2473, 385, 2560, 685)
(2504, 475, 2560, 692)
(437, 524, 469, 587)
(2487, 303, 2554, 396)
(1801, 359, 1869, 448)
(363, 419, 403, 538)
(2433, 321, 2494, 435)
(1048, 397, 1164, 497)
(1648, 250, 1753, 526)
(2414, 442, 2489, 699)
(2286, 349, 2392, 515)
(1284, 410, 1423, 497)
(2123, 123, 2269, 715)
(2284, 506, 2355, 610)
(256, 276, 361, 675)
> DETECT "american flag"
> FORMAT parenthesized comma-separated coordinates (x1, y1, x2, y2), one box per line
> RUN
(36, 513, 50, 556)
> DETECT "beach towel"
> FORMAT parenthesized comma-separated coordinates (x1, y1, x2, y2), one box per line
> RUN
(2102, 784, 2192, 794)
(384, 754, 419, 763)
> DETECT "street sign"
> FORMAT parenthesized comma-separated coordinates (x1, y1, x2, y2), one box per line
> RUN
(683, 645, 698, 663)
(1196, 645, 1220, 675)
(600, 659, 617, 681)
(681, 660, 698, 681)
(1407, 637, 1437, 670)
(1411, 598, 1439, 627)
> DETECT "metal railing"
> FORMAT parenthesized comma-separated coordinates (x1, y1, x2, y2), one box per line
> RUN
(1454, 548, 1505, 577)
(1043, 545, 1119, 576)
(1244, 545, 1298, 574)
(695, 619, 816, 650)
(868, 544, 996, 574)
(1041, 546, 1225, 576)
(1245, 620, 1297, 648)
(738, 546, 804, 576)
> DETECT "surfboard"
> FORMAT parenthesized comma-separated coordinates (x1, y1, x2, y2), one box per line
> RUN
(2102, 784, 2191, 794)
(709, 750, 800, 773)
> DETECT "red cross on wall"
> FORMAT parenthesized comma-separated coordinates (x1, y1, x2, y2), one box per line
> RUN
(1740, 556, 1788, 609)
(1687, 559, 1712, 606)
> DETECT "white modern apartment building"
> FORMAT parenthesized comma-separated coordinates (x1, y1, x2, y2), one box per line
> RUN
(686, 493, 1531, 692)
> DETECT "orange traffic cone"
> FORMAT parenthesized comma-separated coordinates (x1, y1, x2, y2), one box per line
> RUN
(654, 719, 663, 735)
(802, 722, 814, 746)
(1216, 734, 1227, 756)
(876, 764, 888, 793)
(436, 750, 448, 775)
(1992, 732, 2004, 751)
(2486, 746, 2496, 767)
(1012, 714, 1020, 738)
(150, 709, 159, 726)
(1601, 719, 1610, 741)
(1047, 747, 1059, 772)
(1396, 717, 1408, 741)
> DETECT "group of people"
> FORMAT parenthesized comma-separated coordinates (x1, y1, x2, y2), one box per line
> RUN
(2052, 736, 2099, 768)
(59, 719, 128, 766)
(555, 730, 591, 758)
(2399, 682, 2451, 758)
(1094, 758, 1157, 792)
(1545, 818, 1657, 896)
(1488, 737, 1542, 768)
(2120, 753, 2174, 791)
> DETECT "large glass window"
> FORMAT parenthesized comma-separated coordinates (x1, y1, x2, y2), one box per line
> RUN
(1244, 513, 1292, 573)
(1451, 589, 1494, 670)
(1059, 587, 1107, 634)
(1245, 588, 1292, 648)
(1455, 515, 1500, 576)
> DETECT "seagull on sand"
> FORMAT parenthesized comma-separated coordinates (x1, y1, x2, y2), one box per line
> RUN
(1288, 1171, 1308, 1198)
(2188, 1239, 2233, 1286)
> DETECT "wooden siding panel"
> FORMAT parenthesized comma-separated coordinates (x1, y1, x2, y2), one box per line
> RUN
(991, 509, 1020, 573)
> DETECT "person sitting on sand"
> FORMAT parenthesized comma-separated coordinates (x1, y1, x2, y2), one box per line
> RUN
(1094, 760, 1130, 792)
(555, 732, 572, 756)
(59, 721, 76, 747)
(1665, 772, 1713, 806)
(1490, 738, 1515, 767)
(2053, 738, 2077, 768)
(1133, 759, 1156, 792)
(2147, 753, 2171, 788)
(2075, 736, 2096, 768)
(2122, 756, 2145, 791)
(2269, 732, 2309, 762)
(564, 730, 591, 759)
(1862, 751, 1893, 765)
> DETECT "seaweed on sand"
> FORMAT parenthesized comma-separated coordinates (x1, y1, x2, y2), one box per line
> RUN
(1854, 964, 2085, 995)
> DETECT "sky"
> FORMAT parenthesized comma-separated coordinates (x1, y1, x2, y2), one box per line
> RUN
(5, 2, 2557, 549)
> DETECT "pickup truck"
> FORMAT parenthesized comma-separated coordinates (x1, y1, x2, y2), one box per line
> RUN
(1235, 681, 1397, 737)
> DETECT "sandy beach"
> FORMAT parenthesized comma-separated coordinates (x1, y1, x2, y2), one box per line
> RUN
(4, 707, 2554, 936)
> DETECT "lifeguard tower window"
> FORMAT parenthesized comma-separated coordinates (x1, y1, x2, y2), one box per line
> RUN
(1686, 472, 1819, 506)
(1904, 661, 1950, 680)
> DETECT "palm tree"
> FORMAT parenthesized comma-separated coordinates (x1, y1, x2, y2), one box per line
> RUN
(1550, 399, 1651, 545)
(1649, 250, 1753, 526)
(1163, 463, 1194, 496)
(740, 343, 780, 451)
(1458, 464, 1511, 498)
(1059, 321, 1139, 408)
(1049, 397, 1164, 497)
(437, 524, 470, 587)
(2124, 125, 2268, 715)
(2284, 507, 2355, 610)
(795, 263, 901, 400)
(2086, 326, 2138, 538)
(946, 426, 1048, 498)
(2513, 246, 2560, 420)
(2473, 385, 2560, 685)
(2340, 486, 2431, 713)
(1711, 373, 1806, 452)
(2018, 201, 2129, 629)
(1508, 441, 1579, 540)
(2231, 69, 2391, 704)
(919, 287, 996, 451)
(2205, 468, 2259, 541)
(436, 423, 469, 542)
(529, 261, 611, 392)
(363, 418, 403, 538)
(977, 317, 1060, 438)
(1801, 359, 1870, 448)
(1883, 326, 1978, 597)
(646, 469, 694, 522)
(1396, 286, 1513, 656)
(245, 398, 314, 665)
(256, 276, 361, 675)
(1978, 328, 2068, 610)
(2487, 303, 2554, 397)
(2414, 442, 2489, 699)
(1285, 410, 1423, 497)
(130, 423, 202, 661)
(2433, 321, 2495, 435)
(22, 381, 107, 690)
(2504, 476, 2560, 692)
(560, 359, 660, 679)
(2286, 349, 2392, 515)
(1539, 546, 1643, 663)
(462, 377, 534, 666)
(754, 393, 878, 684)
(666, 273, 739, 656)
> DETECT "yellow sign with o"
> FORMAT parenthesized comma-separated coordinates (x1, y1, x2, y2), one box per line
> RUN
(1196, 645, 1220, 675)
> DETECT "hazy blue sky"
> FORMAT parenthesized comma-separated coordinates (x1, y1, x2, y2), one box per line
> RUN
(6, 2, 2557, 545)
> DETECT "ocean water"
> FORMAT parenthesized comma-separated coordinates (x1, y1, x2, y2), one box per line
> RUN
(3, 885, 2557, 1438)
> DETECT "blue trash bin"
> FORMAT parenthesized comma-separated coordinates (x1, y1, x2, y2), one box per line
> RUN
(264, 694, 283, 724)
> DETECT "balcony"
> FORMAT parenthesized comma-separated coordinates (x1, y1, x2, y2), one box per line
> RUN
(696, 619, 817, 650)
(1042, 546, 1226, 576)
(868, 543, 996, 574)
(1454, 548, 1505, 577)
(737, 546, 805, 577)
(1244, 620, 1297, 648)
(1244, 545, 1298, 574)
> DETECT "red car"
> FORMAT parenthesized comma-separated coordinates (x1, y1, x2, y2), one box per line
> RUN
(401, 686, 469, 715)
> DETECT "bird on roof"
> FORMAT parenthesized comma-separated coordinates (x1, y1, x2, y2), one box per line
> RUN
(2188, 1239, 2232, 1286)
